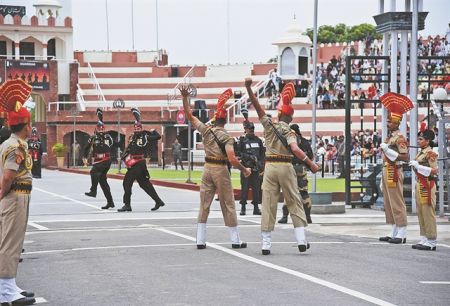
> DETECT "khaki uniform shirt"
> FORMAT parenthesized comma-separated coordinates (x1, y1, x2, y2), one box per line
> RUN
(415, 146, 438, 172)
(384, 130, 408, 164)
(261, 115, 296, 157)
(0, 133, 32, 184)
(195, 122, 233, 159)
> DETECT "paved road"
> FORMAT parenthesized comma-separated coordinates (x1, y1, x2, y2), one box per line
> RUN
(19, 169, 450, 305)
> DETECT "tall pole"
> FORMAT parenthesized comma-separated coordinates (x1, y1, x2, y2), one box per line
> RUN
(226, 0, 231, 64)
(409, 0, 419, 213)
(186, 98, 194, 184)
(118, 108, 122, 173)
(311, 0, 318, 192)
(380, 0, 389, 141)
(399, 0, 410, 136)
(155, 0, 159, 52)
(105, 0, 110, 51)
(73, 116, 76, 167)
(131, 0, 135, 50)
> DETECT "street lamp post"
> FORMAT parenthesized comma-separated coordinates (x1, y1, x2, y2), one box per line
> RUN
(113, 98, 125, 173)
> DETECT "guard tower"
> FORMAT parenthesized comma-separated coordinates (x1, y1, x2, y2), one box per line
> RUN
(272, 18, 312, 80)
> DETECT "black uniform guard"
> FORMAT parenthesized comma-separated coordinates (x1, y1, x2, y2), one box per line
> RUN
(239, 121, 264, 215)
(0, 117, 11, 145)
(83, 109, 115, 209)
(118, 108, 165, 212)
(27, 127, 43, 178)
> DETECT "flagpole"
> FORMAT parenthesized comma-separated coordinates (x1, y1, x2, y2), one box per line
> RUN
(311, 0, 318, 192)
(131, 0, 135, 50)
(155, 0, 159, 52)
(105, 0, 110, 51)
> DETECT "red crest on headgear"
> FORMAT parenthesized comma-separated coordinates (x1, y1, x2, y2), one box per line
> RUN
(214, 89, 233, 120)
(0, 79, 32, 126)
(380, 92, 413, 124)
(277, 82, 295, 117)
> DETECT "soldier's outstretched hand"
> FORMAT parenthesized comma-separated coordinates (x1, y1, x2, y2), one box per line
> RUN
(243, 167, 252, 178)
(179, 84, 192, 97)
(244, 78, 253, 88)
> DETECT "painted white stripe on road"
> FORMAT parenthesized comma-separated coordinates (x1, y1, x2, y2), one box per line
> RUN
(27, 222, 49, 231)
(33, 187, 103, 211)
(155, 227, 396, 306)
(419, 281, 450, 285)
(23, 243, 193, 255)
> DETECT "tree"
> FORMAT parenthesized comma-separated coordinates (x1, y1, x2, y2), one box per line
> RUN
(305, 23, 382, 44)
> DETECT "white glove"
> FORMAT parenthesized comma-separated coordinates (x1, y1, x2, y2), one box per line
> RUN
(380, 143, 389, 152)
(409, 160, 419, 169)
(384, 148, 399, 162)
(417, 165, 432, 177)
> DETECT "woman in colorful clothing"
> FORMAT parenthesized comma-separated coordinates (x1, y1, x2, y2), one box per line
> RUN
(409, 129, 439, 251)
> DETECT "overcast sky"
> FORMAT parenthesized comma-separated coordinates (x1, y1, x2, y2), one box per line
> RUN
(7, 0, 450, 65)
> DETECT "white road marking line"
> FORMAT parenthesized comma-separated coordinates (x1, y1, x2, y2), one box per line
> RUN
(419, 281, 450, 285)
(29, 216, 214, 223)
(35, 297, 48, 304)
(33, 187, 104, 211)
(27, 222, 49, 231)
(23, 243, 194, 255)
(437, 243, 450, 248)
(155, 227, 395, 306)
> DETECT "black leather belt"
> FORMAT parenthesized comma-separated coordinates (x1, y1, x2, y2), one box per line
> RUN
(205, 157, 227, 165)
(265, 155, 292, 163)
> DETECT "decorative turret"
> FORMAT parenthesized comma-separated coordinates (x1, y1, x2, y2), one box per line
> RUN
(272, 17, 312, 79)
(33, 0, 62, 19)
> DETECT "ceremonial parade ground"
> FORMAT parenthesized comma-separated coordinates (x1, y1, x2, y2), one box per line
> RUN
(22, 169, 450, 306)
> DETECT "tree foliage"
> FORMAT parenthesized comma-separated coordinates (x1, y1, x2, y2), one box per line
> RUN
(305, 23, 382, 43)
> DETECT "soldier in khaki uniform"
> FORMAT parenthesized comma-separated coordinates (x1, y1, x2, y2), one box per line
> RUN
(180, 85, 251, 249)
(409, 129, 438, 251)
(278, 124, 314, 224)
(0, 79, 36, 305)
(379, 93, 413, 244)
(245, 79, 319, 255)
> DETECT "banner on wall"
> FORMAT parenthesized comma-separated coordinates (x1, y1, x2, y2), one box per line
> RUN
(5, 60, 50, 90)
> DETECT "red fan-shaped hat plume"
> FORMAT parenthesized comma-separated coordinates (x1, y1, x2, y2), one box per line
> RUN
(0, 79, 32, 126)
(214, 88, 233, 119)
(380, 92, 413, 124)
(277, 82, 295, 117)
(419, 121, 427, 132)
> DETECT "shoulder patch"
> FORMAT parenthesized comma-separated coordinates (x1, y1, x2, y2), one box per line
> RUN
(15, 149, 25, 164)
(427, 151, 437, 162)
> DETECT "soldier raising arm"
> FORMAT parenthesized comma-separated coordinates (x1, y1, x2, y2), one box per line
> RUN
(245, 78, 319, 173)
(179, 84, 250, 250)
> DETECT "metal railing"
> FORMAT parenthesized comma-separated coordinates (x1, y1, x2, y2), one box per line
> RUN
(76, 84, 86, 111)
(87, 62, 107, 108)
(164, 65, 197, 113)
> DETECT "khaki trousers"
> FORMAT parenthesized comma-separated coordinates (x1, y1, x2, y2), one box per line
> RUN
(261, 163, 307, 231)
(198, 164, 237, 227)
(382, 167, 407, 227)
(0, 192, 30, 278)
(415, 183, 437, 239)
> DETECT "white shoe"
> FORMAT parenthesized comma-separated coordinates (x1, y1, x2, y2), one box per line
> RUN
(294, 227, 310, 252)
(261, 231, 271, 255)
(196, 223, 206, 249)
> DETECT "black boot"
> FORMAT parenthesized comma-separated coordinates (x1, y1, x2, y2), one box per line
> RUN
(240, 204, 246, 216)
(118, 205, 132, 212)
(253, 204, 261, 215)
(305, 206, 312, 224)
(151, 201, 165, 211)
(278, 205, 289, 224)
(85, 191, 96, 198)
(101, 202, 115, 209)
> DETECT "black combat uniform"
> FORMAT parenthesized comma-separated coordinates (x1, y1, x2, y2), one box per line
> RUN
(118, 128, 165, 212)
(84, 125, 115, 209)
(27, 128, 43, 178)
(239, 122, 264, 215)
